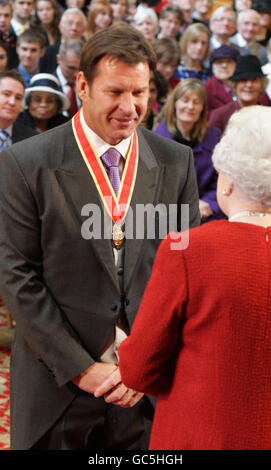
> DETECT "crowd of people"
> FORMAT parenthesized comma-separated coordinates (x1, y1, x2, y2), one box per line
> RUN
(0, 0, 271, 452)
(1, 0, 271, 221)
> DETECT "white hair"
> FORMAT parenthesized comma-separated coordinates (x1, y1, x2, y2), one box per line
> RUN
(210, 6, 235, 23)
(212, 106, 271, 206)
(132, 5, 159, 33)
(237, 8, 260, 25)
(60, 8, 87, 27)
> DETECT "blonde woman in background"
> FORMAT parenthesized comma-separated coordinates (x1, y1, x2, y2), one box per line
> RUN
(174, 22, 211, 82)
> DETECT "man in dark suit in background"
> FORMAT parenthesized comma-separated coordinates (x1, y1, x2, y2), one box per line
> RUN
(0, 69, 37, 151)
(40, 7, 86, 74)
(0, 23, 200, 450)
(55, 38, 83, 117)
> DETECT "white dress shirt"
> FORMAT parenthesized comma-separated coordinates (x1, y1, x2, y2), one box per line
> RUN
(81, 111, 131, 364)
(56, 66, 81, 114)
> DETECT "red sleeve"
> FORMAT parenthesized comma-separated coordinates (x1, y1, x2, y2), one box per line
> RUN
(118, 232, 188, 397)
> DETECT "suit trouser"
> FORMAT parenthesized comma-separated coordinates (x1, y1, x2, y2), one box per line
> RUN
(31, 391, 154, 450)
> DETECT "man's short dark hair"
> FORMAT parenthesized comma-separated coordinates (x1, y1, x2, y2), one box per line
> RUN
(0, 69, 25, 88)
(16, 27, 46, 49)
(80, 22, 157, 84)
(0, 0, 12, 9)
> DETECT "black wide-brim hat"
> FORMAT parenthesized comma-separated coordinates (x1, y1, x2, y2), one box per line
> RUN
(229, 55, 265, 81)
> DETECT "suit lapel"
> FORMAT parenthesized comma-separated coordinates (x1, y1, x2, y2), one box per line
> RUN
(123, 128, 162, 291)
(55, 123, 120, 293)
(55, 124, 162, 294)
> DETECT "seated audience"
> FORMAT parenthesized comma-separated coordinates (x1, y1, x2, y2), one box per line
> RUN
(32, 0, 61, 46)
(209, 54, 269, 133)
(84, 1, 113, 40)
(205, 44, 239, 116)
(11, 0, 35, 36)
(231, 8, 264, 55)
(209, 7, 238, 51)
(0, 0, 18, 68)
(153, 37, 180, 98)
(55, 38, 83, 117)
(192, 0, 213, 26)
(17, 73, 70, 132)
(175, 22, 211, 82)
(109, 0, 129, 23)
(40, 8, 86, 73)
(132, 5, 159, 42)
(16, 27, 46, 87)
(157, 4, 184, 41)
(154, 78, 223, 221)
(104, 105, 271, 450)
(0, 69, 37, 152)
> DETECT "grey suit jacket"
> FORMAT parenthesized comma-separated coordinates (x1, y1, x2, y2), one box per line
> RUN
(0, 121, 200, 449)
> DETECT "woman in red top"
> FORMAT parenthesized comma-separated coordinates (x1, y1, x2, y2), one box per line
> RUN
(95, 106, 271, 450)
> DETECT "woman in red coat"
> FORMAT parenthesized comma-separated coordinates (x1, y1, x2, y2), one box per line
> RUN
(95, 106, 271, 450)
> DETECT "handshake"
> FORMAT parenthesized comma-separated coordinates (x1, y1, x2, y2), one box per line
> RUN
(72, 362, 143, 408)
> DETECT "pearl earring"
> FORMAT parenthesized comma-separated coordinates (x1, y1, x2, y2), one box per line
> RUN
(222, 189, 227, 195)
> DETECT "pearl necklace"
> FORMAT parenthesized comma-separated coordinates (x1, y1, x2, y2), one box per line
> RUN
(228, 211, 271, 222)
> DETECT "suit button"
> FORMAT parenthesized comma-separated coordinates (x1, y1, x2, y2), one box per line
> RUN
(117, 267, 124, 275)
(111, 304, 118, 311)
(125, 299, 129, 306)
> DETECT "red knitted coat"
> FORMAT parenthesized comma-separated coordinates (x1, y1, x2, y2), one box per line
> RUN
(119, 220, 271, 450)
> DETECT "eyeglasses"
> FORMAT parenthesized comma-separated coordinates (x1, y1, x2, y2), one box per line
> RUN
(213, 16, 236, 24)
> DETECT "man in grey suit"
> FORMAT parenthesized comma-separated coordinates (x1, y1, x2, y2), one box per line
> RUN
(0, 23, 200, 450)
(0, 69, 37, 151)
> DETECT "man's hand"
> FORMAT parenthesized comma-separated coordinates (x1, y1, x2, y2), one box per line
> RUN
(199, 199, 213, 219)
(94, 367, 144, 408)
(72, 362, 118, 394)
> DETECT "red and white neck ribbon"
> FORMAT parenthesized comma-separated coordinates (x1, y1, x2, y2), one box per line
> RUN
(72, 109, 138, 224)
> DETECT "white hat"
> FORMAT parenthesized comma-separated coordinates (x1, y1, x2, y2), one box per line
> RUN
(23, 73, 71, 112)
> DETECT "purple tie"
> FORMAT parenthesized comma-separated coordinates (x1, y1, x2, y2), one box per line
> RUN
(101, 147, 122, 195)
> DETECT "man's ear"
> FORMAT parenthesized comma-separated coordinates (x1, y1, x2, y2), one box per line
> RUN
(56, 53, 61, 65)
(76, 71, 89, 102)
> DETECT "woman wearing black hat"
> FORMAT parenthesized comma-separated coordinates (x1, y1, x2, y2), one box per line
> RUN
(208, 54, 269, 133)
(205, 44, 240, 117)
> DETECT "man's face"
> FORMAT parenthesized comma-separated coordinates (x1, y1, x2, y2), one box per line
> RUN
(195, 0, 213, 16)
(58, 51, 80, 84)
(210, 10, 236, 38)
(77, 55, 150, 145)
(0, 5, 12, 33)
(172, 0, 194, 22)
(17, 41, 44, 73)
(238, 11, 260, 42)
(59, 12, 85, 39)
(0, 77, 24, 127)
(13, 0, 35, 22)
(235, 77, 263, 106)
